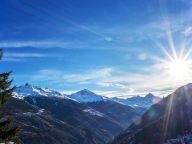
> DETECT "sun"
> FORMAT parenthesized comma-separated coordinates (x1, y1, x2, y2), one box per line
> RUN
(166, 58, 191, 79)
(160, 46, 192, 81)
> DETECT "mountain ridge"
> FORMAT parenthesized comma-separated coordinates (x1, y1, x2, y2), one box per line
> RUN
(110, 83, 192, 144)
(7, 83, 145, 144)
(14, 84, 161, 109)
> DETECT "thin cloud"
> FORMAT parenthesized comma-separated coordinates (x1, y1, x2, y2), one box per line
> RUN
(182, 27, 192, 36)
(32, 68, 113, 84)
(138, 53, 148, 61)
(2, 51, 69, 62)
(0, 40, 69, 49)
(5, 53, 46, 58)
(63, 68, 113, 83)
(2, 57, 26, 62)
(2, 52, 51, 62)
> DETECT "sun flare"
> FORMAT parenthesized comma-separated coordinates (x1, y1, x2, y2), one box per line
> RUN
(166, 58, 191, 78)
(161, 47, 192, 81)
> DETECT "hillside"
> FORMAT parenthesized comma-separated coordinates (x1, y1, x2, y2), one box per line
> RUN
(111, 83, 192, 144)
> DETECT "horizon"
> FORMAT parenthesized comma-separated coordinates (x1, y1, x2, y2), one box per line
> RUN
(1, 0, 192, 98)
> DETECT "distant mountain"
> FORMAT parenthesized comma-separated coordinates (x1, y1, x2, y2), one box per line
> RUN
(112, 93, 161, 108)
(68, 89, 107, 102)
(14, 84, 161, 110)
(14, 83, 64, 97)
(7, 84, 143, 144)
(67, 89, 145, 127)
(67, 89, 161, 110)
(110, 83, 192, 144)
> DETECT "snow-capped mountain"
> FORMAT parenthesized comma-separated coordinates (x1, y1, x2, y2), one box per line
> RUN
(68, 89, 107, 103)
(14, 83, 64, 98)
(9, 83, 146, 143)
(112, 93, 161, 108)
(13, 84, 161, 109)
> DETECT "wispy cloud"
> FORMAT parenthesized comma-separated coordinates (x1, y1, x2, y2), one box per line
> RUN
(0, 17, 189, 52)
(5, 53, 46, 58)
(2, 52, 52, 62)
(2, 51, 69, 62)
(0, 40, 69, 49)
(31, 68, 113, 84)
(31, 69, 64, 83)
(27, 62, 192, 97)
(182, 27, 192, 36)
(2, 57, 26, 62)
(63, 68, 113, 83)
(138, 53, 148, 61)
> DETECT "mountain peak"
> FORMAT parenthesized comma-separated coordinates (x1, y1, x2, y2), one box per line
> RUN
(69, 89, 104, 103)
(145, 93, 155, 98)
(76, 89, 97, 95)
(25, 83, 31, 87)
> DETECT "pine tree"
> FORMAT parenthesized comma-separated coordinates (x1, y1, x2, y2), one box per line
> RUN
(0, 49, 20, 143)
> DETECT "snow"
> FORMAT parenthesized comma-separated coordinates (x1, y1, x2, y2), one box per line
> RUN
(23, 112, 33, 117)
(37, 109, 44, 115)
(68, 89, 106, 103)
(112, 93, 161, 108)
(12, 92, 24, 99)
(164, 134, 192, 144)
(83, 108, 104, 117)
(13, 84, 107, 103)
(14, 109, 45, 117)
(14, 83, 65, 98)
(31, 97, 37, 104)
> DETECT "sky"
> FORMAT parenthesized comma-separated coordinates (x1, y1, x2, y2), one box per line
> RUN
(1, 0, 192, 97)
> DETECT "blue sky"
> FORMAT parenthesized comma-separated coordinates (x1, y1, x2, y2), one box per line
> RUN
(1, 0, 192, 97)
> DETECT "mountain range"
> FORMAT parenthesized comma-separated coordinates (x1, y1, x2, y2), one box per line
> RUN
(1, 83, 166, 144)
(2, 83, 160, 144)
(14, 83, 160, 109)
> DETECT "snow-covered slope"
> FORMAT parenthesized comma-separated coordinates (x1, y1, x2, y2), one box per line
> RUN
(68, 89, 107, 103)
(83, 108, 104, 117)
(13, 84, 107, 103)
(14, 83, 64, 98)
(112, 93, 161, 108)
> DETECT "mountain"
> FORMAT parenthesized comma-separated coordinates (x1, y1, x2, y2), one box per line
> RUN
(67, 89, 160, 111)
(85, 101, 141, 128)
(4, 96, 123, 144)
(68, 89, 143, 127)
(68, 89, 107, 102)
(112, 93, 161, 108)
(6, 84, 143, 144)
(110, 83, 192, 144)
(15, 84, 161, 110)
(14, 83, 64, 98)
